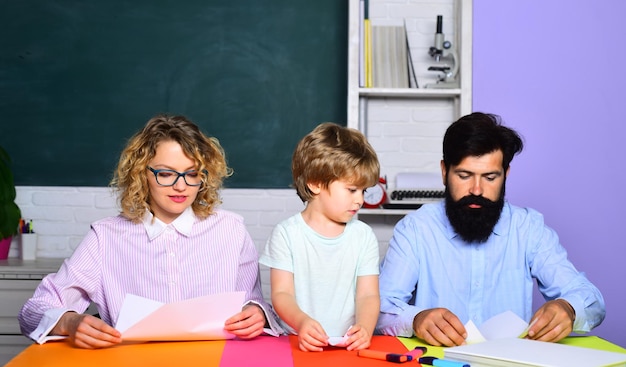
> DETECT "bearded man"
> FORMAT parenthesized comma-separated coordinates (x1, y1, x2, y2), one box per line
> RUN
(376, 112, 605, 346)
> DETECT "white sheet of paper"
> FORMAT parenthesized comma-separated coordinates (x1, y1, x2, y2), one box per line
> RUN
(446, 337, 626, 367)
(464, 319, 487, 344)
(465, 310, 529, 344)
(114, 291, 245, 341)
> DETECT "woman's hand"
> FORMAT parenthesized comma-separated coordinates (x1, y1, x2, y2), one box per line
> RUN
(224, 303, 266, 339)
(54, 312, 122, 349)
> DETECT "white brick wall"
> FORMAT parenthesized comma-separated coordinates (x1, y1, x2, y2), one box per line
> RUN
(367, 98, 454, 187)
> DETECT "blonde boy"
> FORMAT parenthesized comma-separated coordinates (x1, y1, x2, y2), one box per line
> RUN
(260, 122, 381, 352)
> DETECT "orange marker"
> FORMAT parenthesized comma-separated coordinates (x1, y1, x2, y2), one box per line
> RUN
(357, 349, 411, 363)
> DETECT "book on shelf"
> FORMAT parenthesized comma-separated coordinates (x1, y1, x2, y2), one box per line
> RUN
(358, 0, 365, 87)
(364, 18, 372, 88)
(371, 25, 409, 88)
(404, 20, 418, 88)
(357, 2, 414, 89)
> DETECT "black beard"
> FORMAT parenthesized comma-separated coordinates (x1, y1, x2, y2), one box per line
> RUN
(445, 187, 505, 243)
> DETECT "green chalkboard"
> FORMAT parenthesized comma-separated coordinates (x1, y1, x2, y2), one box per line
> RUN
(0, 0, 347, 188)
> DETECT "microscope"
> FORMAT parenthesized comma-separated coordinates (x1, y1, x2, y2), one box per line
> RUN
(425, 15, 459, 89)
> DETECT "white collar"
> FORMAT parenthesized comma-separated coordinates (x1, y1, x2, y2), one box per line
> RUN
(142, 206, 195, 240)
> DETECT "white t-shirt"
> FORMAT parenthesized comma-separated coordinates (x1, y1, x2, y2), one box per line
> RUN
(259, 213, 379, 337)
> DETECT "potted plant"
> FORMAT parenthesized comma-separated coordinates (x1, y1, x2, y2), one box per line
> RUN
(0, 145, 21, 259)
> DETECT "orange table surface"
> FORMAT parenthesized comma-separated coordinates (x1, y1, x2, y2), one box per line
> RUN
(6, 335, 624, 367)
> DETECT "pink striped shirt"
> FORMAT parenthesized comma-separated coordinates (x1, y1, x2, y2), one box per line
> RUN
(19, 208, 282, 342)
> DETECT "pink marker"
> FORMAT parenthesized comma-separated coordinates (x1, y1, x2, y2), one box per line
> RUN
(405, 346, 427, 359)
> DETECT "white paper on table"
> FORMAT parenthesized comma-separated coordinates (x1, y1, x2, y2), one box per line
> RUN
(395, 172, 443, 190)
(464, 310, 530, 344)
(446, 338, 626, 367)
(114, 291, 245, 341)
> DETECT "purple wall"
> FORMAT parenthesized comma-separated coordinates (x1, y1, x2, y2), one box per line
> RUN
(473, 1, 626, 347)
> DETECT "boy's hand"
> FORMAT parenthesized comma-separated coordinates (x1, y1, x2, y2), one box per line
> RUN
(344, 324, 372, 351)
(296, 317, 328, 352)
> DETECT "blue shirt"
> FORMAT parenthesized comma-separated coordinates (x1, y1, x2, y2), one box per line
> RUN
(377, 201, 605, 337)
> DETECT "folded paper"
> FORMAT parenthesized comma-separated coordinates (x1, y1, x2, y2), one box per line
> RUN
(327, 325, 352, 347)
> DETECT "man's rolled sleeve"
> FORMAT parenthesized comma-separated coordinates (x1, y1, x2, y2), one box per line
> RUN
(377, 303, 421, 337)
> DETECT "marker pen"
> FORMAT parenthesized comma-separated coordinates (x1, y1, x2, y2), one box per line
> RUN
(405, 346, 427, 359)
(358, 349, 411, 363)
(419, 356, 470, 367)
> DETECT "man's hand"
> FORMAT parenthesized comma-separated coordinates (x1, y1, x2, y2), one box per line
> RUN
(412, 308, 467, 346)
(224, 304, 266, 339)
(527, 299, 575, 342)
(54, 312, 122, 349)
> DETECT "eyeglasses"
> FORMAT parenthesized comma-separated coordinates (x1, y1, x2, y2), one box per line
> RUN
(147, 167, 204, 187)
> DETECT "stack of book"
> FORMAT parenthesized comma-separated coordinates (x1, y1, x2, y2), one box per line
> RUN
(359, 0, 416, 88)
(371, 25, 409, 88)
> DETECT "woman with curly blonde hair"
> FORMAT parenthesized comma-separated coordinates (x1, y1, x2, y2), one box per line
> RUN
(111, 114, 230, 222)
(19, 114, 283, 349)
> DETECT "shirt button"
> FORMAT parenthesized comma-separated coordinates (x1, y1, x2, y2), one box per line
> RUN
(169, 252, 175, 257)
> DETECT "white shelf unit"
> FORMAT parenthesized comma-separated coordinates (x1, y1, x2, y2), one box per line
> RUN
(347, 0, 473, 130)
(347, 0, 472, 216)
